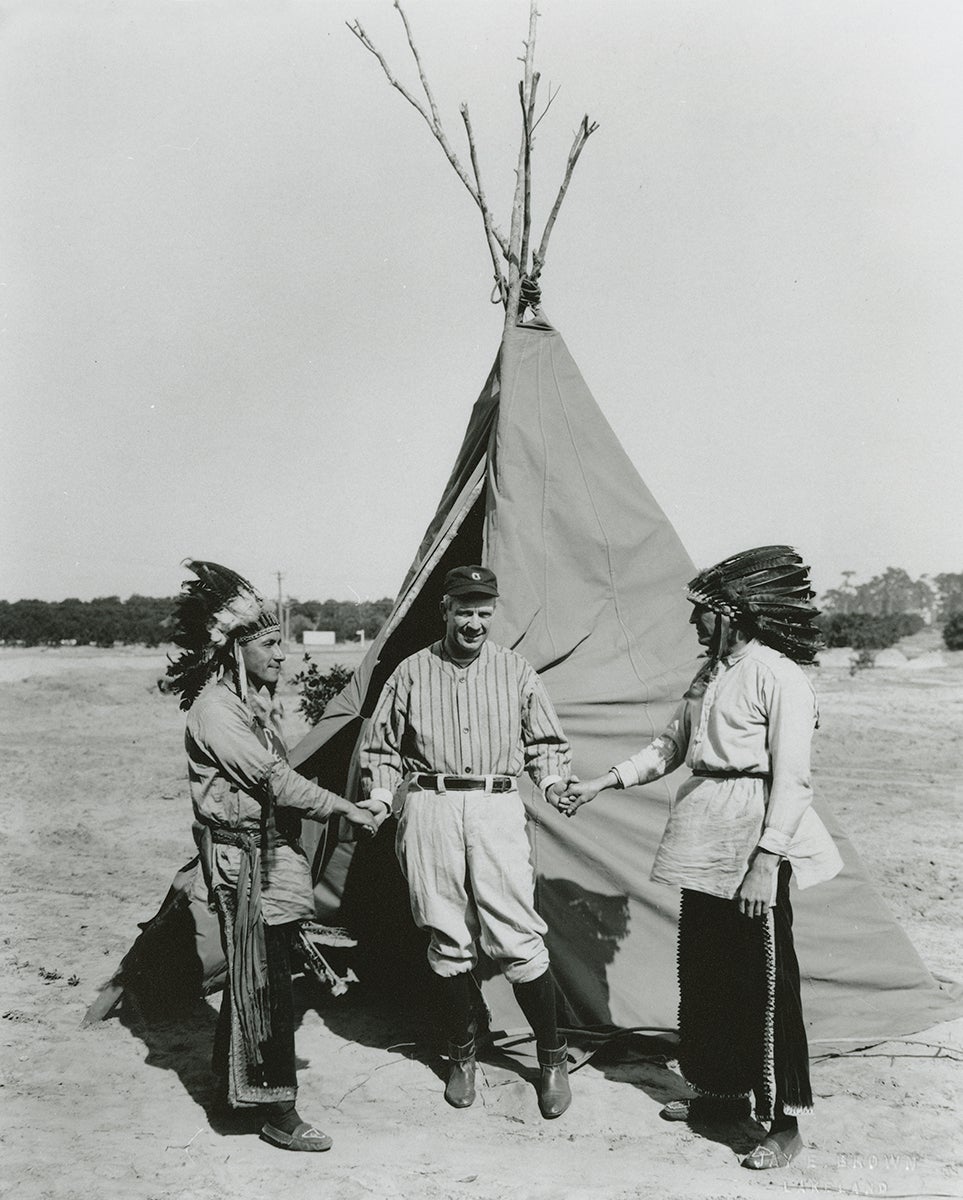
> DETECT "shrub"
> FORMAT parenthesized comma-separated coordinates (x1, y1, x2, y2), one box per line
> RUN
(291, 656, 355, 726)
(896, 612, 925, 638)
(818, 612, 904, 650)
(943, 612, 963, 651)
(849, 647, 877, 675)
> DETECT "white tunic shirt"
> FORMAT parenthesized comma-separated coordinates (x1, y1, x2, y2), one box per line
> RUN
(612, 640, 842, 899)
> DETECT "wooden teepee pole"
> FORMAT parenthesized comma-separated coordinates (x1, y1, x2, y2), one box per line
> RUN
(347, 0, 597, 325)
(502, 0, 538, 333)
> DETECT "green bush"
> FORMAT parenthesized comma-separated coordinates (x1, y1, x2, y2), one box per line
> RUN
(896, 612, 925, 638)
(943, 612, 963, 651)
(291, 656, 355, 726)
(849, 647, 877, 674)
(818, 612, 906, 650)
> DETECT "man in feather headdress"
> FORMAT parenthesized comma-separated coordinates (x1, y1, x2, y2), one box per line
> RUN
(561, 546, 843, 1169)
(165, 560, 378, 1152)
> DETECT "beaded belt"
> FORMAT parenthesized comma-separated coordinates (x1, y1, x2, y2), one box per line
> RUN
(411, 773, 514, 793)
(211, 827, 262, 847)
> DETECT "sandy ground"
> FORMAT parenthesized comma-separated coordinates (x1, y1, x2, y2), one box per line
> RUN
(1, 638, 962, 1200)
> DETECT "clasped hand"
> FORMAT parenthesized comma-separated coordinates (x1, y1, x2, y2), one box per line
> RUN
(546, 776, 606, 819)
(346, 798, 388, 838)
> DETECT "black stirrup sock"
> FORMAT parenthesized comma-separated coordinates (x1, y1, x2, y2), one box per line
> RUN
(439, 973, 474, 1044)
(512, 972, 562, 1050)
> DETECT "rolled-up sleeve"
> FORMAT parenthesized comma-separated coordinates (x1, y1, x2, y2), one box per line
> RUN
(521, 667, 571, 789)
(359, 672, 407, 806)
(757, 667, 817, 855)
(189, 699, 340, 822)
(266, 760, 341, 821)
(612, 702, 690, 788)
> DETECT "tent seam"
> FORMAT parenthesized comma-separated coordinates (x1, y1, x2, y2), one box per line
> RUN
(535, 338, 559, 661)
(545, 339, 657, 741)
(381, 471, 486, 644)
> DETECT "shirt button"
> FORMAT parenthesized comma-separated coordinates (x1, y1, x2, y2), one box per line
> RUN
(464, 766, 472, 773)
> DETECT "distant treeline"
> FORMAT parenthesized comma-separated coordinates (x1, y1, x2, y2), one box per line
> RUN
(817, 611, 925, 650)
(288, 598, 394, 644)
(0, 596, 175, 647)
(0, 595, 395, 647)
(3, 568, 961, 649)
(820, 568, 963, 622)
(818, 568, 963, 652)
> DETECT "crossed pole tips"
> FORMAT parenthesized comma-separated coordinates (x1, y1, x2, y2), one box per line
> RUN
(347, 0, 598, 330)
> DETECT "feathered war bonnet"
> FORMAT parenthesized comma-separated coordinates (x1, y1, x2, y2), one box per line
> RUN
(686, 545, 823, 664)
(164, 559, 281, 709)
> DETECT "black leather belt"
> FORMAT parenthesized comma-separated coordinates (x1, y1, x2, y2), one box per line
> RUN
(411, 773, 514, 793)
(691, 769, 772, 781)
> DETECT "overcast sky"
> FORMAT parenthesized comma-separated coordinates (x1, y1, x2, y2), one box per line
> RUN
(3, 0, 962, 604)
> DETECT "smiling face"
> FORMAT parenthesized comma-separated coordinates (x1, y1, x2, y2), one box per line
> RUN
(689, 603, 718, 650)
(442, 593, 495, 662)
(239, 630, 285, 689)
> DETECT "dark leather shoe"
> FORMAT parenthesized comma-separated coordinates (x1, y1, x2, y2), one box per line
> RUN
(537, 1041, 571, 1119)
(444, 1038, 476, 1108)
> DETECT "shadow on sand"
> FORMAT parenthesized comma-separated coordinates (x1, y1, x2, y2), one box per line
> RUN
(112, 965, 765, 1157)
(114, 965, 456, 1133)
(588, 1034, 766, 1157)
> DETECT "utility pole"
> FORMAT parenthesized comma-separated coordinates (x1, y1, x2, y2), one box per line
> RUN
(841, 569, 856, 615)
(275, 570, 286, 645)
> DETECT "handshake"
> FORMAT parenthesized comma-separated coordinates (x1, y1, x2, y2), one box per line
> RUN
(545, 773, 615, 819)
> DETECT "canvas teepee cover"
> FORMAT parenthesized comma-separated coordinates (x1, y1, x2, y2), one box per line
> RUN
(291, 317, 962, 1047)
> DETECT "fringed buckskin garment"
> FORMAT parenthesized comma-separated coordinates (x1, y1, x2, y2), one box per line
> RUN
(212, 887, 298, 1106)
(187, 683, 340, 1107)
(162, 558, 365, 1142)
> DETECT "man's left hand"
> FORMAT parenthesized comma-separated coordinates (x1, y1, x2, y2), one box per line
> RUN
(544, 781, 569, 810)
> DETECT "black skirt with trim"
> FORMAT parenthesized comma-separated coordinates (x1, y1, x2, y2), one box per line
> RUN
(676, 860, 812, 1121)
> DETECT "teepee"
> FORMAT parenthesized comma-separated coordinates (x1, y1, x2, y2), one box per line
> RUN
(288, 3, 962, 1048)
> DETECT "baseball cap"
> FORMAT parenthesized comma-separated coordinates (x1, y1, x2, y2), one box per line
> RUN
(443, 565, 499, 598)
